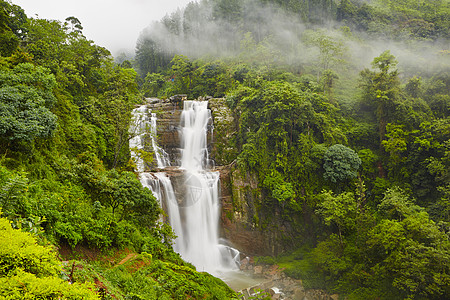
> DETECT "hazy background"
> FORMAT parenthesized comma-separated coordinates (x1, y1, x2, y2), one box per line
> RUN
(136, 0, 449, 79)
(12, 0, 194, 54)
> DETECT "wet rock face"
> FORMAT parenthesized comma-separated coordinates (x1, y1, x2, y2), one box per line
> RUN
(218, 164, 288, 256)
(208, 98, 239, 166)
(209, 98, 287, 256)
(209, 99, 271, 256)
(156, 167, 190, 207)
(146, 96, 217, 168)
(145, 97, 182, 166)
(218, 165, 268, 255)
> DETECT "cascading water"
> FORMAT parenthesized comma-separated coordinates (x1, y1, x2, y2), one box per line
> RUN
(129, 105, 148, 173)
(173, 100, 239, 273)
(129, 105, 170, 170)
(130, 101, 239, 276)
(180, 101, 212, 170)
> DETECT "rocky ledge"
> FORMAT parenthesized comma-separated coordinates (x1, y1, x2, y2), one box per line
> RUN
(238, 261, 338, 300)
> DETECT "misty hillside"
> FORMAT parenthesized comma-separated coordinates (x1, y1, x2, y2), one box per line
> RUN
(135, 0, 449, 75)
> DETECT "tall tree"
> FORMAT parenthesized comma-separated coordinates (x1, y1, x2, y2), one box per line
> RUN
(360, 50, 402, 146)
(0, 63, 57, 150)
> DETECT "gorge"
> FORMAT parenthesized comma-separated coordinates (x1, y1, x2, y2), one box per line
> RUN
(129, 97, 345, 299)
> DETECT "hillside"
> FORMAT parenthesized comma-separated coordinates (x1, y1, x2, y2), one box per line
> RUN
(0, 0, 237, 299)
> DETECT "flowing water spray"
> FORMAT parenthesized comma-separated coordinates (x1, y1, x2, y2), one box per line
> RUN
(129, 105, 170, 170)
(130, 101, 239, 276)
(129, 105, 148, 173)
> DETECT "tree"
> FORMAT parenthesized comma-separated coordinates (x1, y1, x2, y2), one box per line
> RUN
(303, 30, 346, 80)
(323, 144, 361, 184)
(72, 156, 161, 225)
(161, 9, 183, 35)
(212, 0, 243, 24)
(169, 55, 194, 95)
(65, 16, 83, 33)
(191, 60, 234, 98)
(135, 32, 173, 76)
(0, 63, 57, 148)
(24, 18, 68, 69)
(316, 190, 357, 244)
(0, 1, 27, 38)
(381, 123, 409, 180)
(321, 69, 339, 100)
(337, 0, 357, 22)
(0, 26, 19, 57)
(263, 170, 296, 204)
(0, 0, 27, 56)
(366, 188, 450, 299)
(97, 65, 139, 168)
(0, 165, 28, 217)
(360, 50, 402, 145)
(405, 76, 423, 98)
(143, 73, 166, 97)
(98, 170, 161, 224)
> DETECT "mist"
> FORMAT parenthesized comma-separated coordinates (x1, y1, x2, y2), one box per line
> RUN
(136, 0, 449, 80)
(13, 0, 196, 55)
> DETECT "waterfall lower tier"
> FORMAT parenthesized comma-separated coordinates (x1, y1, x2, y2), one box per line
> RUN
(131, 101, 239, 276)
(140, 170, 240, 274)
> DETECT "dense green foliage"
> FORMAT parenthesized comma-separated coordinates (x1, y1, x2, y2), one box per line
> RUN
(103, 254, 236, 299)
(133, 0, 450, 299)
(323, 144, 361, 184)
(0, 216, 99, 299)
(0, 63, 57, 144)
(0, 0, 238, 298)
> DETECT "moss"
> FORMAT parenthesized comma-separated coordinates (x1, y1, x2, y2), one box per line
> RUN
(226, 210, 233, 221)
(209, 98, 239, 165)
(254, 255, 276, 265)
(275, 246, 326, 290)
(252, 213, 259, 226)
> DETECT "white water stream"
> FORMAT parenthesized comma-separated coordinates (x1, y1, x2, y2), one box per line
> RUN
(129, 105, 170, 171)
(130, 101, 239, 276)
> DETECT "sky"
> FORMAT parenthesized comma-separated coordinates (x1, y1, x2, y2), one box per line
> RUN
(12, 0, 194, 55)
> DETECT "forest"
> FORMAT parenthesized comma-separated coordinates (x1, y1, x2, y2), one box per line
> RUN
(1, 0, 450, 299)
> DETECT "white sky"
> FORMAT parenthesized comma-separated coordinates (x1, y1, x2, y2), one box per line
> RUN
(12, 0, 194, 55)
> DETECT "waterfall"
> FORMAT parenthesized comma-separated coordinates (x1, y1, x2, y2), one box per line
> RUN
(180, 101, 212, 170)
(130, 101, 239, 276)
(129, 105, 170, 170)
(129, 105, 147, 173)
